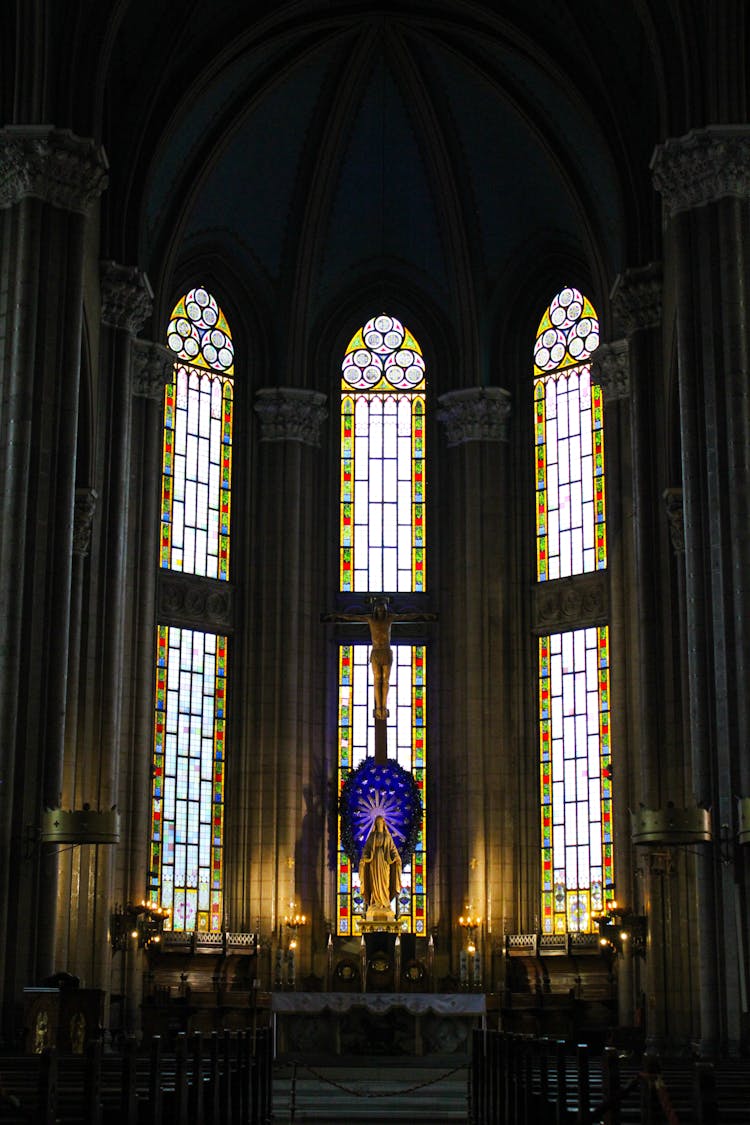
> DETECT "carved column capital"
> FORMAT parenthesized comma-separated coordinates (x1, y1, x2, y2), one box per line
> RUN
(0, 126, 108, 213)
(254, 387, 328, 446)
(131, 339, 173, 401)
(651, 126, 750, 217)
(437, 387, 511, 446)
(100, 261, 153, 333)
(591, 339, 630, 403)
(610, 262, 662, 336)
(663, 488, 685, 555)
(73, 488, 98, 557)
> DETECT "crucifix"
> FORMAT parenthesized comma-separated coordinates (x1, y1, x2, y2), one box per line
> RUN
(322, 596, 436, 762)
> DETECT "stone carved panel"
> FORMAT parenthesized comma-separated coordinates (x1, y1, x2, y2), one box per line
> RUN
(663, 487, 685, 555)
(652, 126, 750, 217)
(437, 387, 511, 446)
(157, 572, 235, 632)
(254, 387, 328, 446)
(100, 261, 153, 333)
(610, 262, 662, 336)
(591, 339, 630, 402)
(0, 126, 108, 213)
(132, 340, 173, 401)
(532, 572, 608, 634)
(73, 488, 98, 557)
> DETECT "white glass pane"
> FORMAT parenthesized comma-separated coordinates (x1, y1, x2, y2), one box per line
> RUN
(383, 502, 398, 546)
(368, 550, 382, 590)
(382, 548, 397, 589)
(368, 504, 383, 545)
(369, 465, 383, 503)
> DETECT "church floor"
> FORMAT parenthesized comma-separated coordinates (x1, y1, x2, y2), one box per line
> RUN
(272, 1060, 470, 1122)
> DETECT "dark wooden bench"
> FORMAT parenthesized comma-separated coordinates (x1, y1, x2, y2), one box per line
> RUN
(471, 1028, 734, 1124)
(0, 1027, 272, 1125)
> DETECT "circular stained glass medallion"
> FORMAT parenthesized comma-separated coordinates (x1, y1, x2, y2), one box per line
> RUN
(167, 287, 234, 373)
(342, 314, 425, 391)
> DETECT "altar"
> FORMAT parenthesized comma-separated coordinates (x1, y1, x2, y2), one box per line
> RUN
(272, 991, 485, 1060)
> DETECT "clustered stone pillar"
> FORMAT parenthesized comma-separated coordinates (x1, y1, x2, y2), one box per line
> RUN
(118, 337, 173, 1032)
(55, 487, 98, 975)
(60, 264, 154, 1008)
(235, 388, 328, 973)
(594, 333, 636, 1029)
(652, 125, 750, 1053)
(600, 266, 702, 1046)
(436, 387, 512, 981)
(0, 127, 107, 1037)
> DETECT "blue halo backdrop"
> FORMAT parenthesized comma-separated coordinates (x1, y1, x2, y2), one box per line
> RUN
(339, 757, 422, 866)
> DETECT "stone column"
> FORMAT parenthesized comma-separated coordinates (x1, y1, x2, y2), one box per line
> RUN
(608, 267, 664, 807)
(599, 267, 702, 1046)
(61, 265, 153, 1005)
(652, 125, 750, 1053)
(236, 388, 327, 974)
(594, 336, 637, 1029)
(0, 127, 107, 1038)
(119, 339, 172, 1032)
(55, 487, 98, 972)
(436, 387, 511, 979)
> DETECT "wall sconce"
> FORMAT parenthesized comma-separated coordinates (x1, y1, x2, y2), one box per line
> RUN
(110, 901, 170, 951)
(284, 906, 307, 950)
(594, 902, 646, 956)
(458, 906, 481, 954)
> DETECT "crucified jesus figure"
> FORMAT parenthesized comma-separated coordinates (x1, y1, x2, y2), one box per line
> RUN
(323, 597, 435, 719)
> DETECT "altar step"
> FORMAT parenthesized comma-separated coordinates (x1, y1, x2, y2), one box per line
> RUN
(273, 1062, 470, 1122)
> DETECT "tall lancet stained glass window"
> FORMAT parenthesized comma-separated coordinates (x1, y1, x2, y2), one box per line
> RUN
(534, 287, 604, 581)
(337, 314, 427, 934)
(340, 314, 425, 593)
(534, 288, 614, 934)
(149, 288, 234, 932)
(336, 644, 427, 935)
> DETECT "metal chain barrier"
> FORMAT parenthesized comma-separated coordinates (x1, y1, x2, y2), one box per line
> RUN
(280, 1060, 465, 1098)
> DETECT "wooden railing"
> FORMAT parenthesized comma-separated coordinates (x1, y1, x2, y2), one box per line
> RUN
(0, 1027, 272, 1125)
(470, 1029, 729, 1124)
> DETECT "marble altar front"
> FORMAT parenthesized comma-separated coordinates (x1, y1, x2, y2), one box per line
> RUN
(271, 992, 486, 1059)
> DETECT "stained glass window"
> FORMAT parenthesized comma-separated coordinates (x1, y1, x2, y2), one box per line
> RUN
(534, 286, 613, 935)
(336, 643, 427, 935)
(534, 288, 605, 581)
(539, 627, 613, 934)
(161, 288, 234, 579)
(149, 626, 226, 932)
(150, 287, 234, 930)
(340, 315, 425, 592)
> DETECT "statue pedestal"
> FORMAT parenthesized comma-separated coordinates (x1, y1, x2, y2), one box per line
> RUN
(362, 905, 399, 932)
(360, 919, 401, 934)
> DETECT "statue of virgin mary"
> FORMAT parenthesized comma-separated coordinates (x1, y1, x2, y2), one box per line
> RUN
(358, 814, 402, 913)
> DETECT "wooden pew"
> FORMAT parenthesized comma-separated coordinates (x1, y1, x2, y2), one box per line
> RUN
(471, 1028, 737, 1125)
(0, 1027, 273, 1125)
